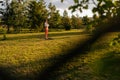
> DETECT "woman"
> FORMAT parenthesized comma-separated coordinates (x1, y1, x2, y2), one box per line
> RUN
(45, 20, 49, 39)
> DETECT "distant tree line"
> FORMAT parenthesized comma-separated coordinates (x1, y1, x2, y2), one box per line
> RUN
(0, 0, 91, 33)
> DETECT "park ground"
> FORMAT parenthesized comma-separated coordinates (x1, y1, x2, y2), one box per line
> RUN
(0, 29, 120, 80)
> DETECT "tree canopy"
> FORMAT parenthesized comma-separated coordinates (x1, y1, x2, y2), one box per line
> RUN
(61, 0, 120, 19)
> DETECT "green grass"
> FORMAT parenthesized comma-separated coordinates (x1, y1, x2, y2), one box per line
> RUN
(0, 30, 120, 80)
(0, 30, 89, 80)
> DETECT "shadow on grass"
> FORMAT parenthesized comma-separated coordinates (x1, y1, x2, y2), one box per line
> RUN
(0, 57, 58, 80)
(0, 52, 90, 80)
(0, 55, 81, 80)
(0, 51, 120, 80)
(89, 51, 120, 80)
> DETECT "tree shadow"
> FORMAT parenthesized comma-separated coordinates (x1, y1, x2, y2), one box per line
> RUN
(89, 51, 120, 80)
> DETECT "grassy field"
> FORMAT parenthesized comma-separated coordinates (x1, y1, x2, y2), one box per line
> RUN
(0, 30, 120, 80)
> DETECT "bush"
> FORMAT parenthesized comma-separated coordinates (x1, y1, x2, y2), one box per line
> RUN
(58, 25, 64, 29)
(85, 24, 94, 33)
(64, 25, 71, 30)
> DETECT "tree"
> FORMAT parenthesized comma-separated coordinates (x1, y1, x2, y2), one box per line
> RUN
(82, 16, 90, 25)
(27, 0, 48, 31)
(63, 10, 68, 17)
(71, 15, 82, 29)
(11, 1, 27, 32)
(62, 10, 71, 30)
(0, 0, 11, 33)
(82, 16, 94, 33)
(1, 0, 27, 33)
(48, 3, 62, 29)
(61, 0, 120, 32)
(61, 0, 120, 21)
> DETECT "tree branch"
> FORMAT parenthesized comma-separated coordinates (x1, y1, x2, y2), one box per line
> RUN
(92, 0, 97, 7)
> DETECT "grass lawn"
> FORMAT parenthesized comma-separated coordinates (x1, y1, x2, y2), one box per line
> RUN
(0, 30, 120, 80)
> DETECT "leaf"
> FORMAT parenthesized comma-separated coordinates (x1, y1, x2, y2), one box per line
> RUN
(83, 5, 88, 9)
(61, 0, 64, 2)
(69, 6, 77, 12)
(79, 8, 82, 12)
(74, 0, 79, 3)
(92, 8, 97, 13)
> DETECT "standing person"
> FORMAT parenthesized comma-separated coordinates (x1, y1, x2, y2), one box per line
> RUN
(45, 19, 49, 39)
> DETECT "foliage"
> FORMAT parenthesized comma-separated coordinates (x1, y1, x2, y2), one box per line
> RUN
(66, 0, 120, 18)
(0, 27, 7, 40)
(27, 0, 48, 31)
(0, 1, 12, 33)
(0, 0, 119, 33)
(62, 10, 71, 30)
(71, 15, 82, 29)
(82, 16, 94, 33)
(61, 0, 120, 31)
(110, 34, 120, 46)
(1, 0, 27, 33)
(92, 0, 119, 18)
(82, 16, 90, 25)
(48, 3, 62, 29)
(0, 27, 6, 34)
(85, 24, 93, 33)
(0, 0, 88, 33)
(12, 1, 27, 32)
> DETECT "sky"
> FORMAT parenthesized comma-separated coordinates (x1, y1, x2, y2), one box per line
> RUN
(44, 0, 94, 17)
